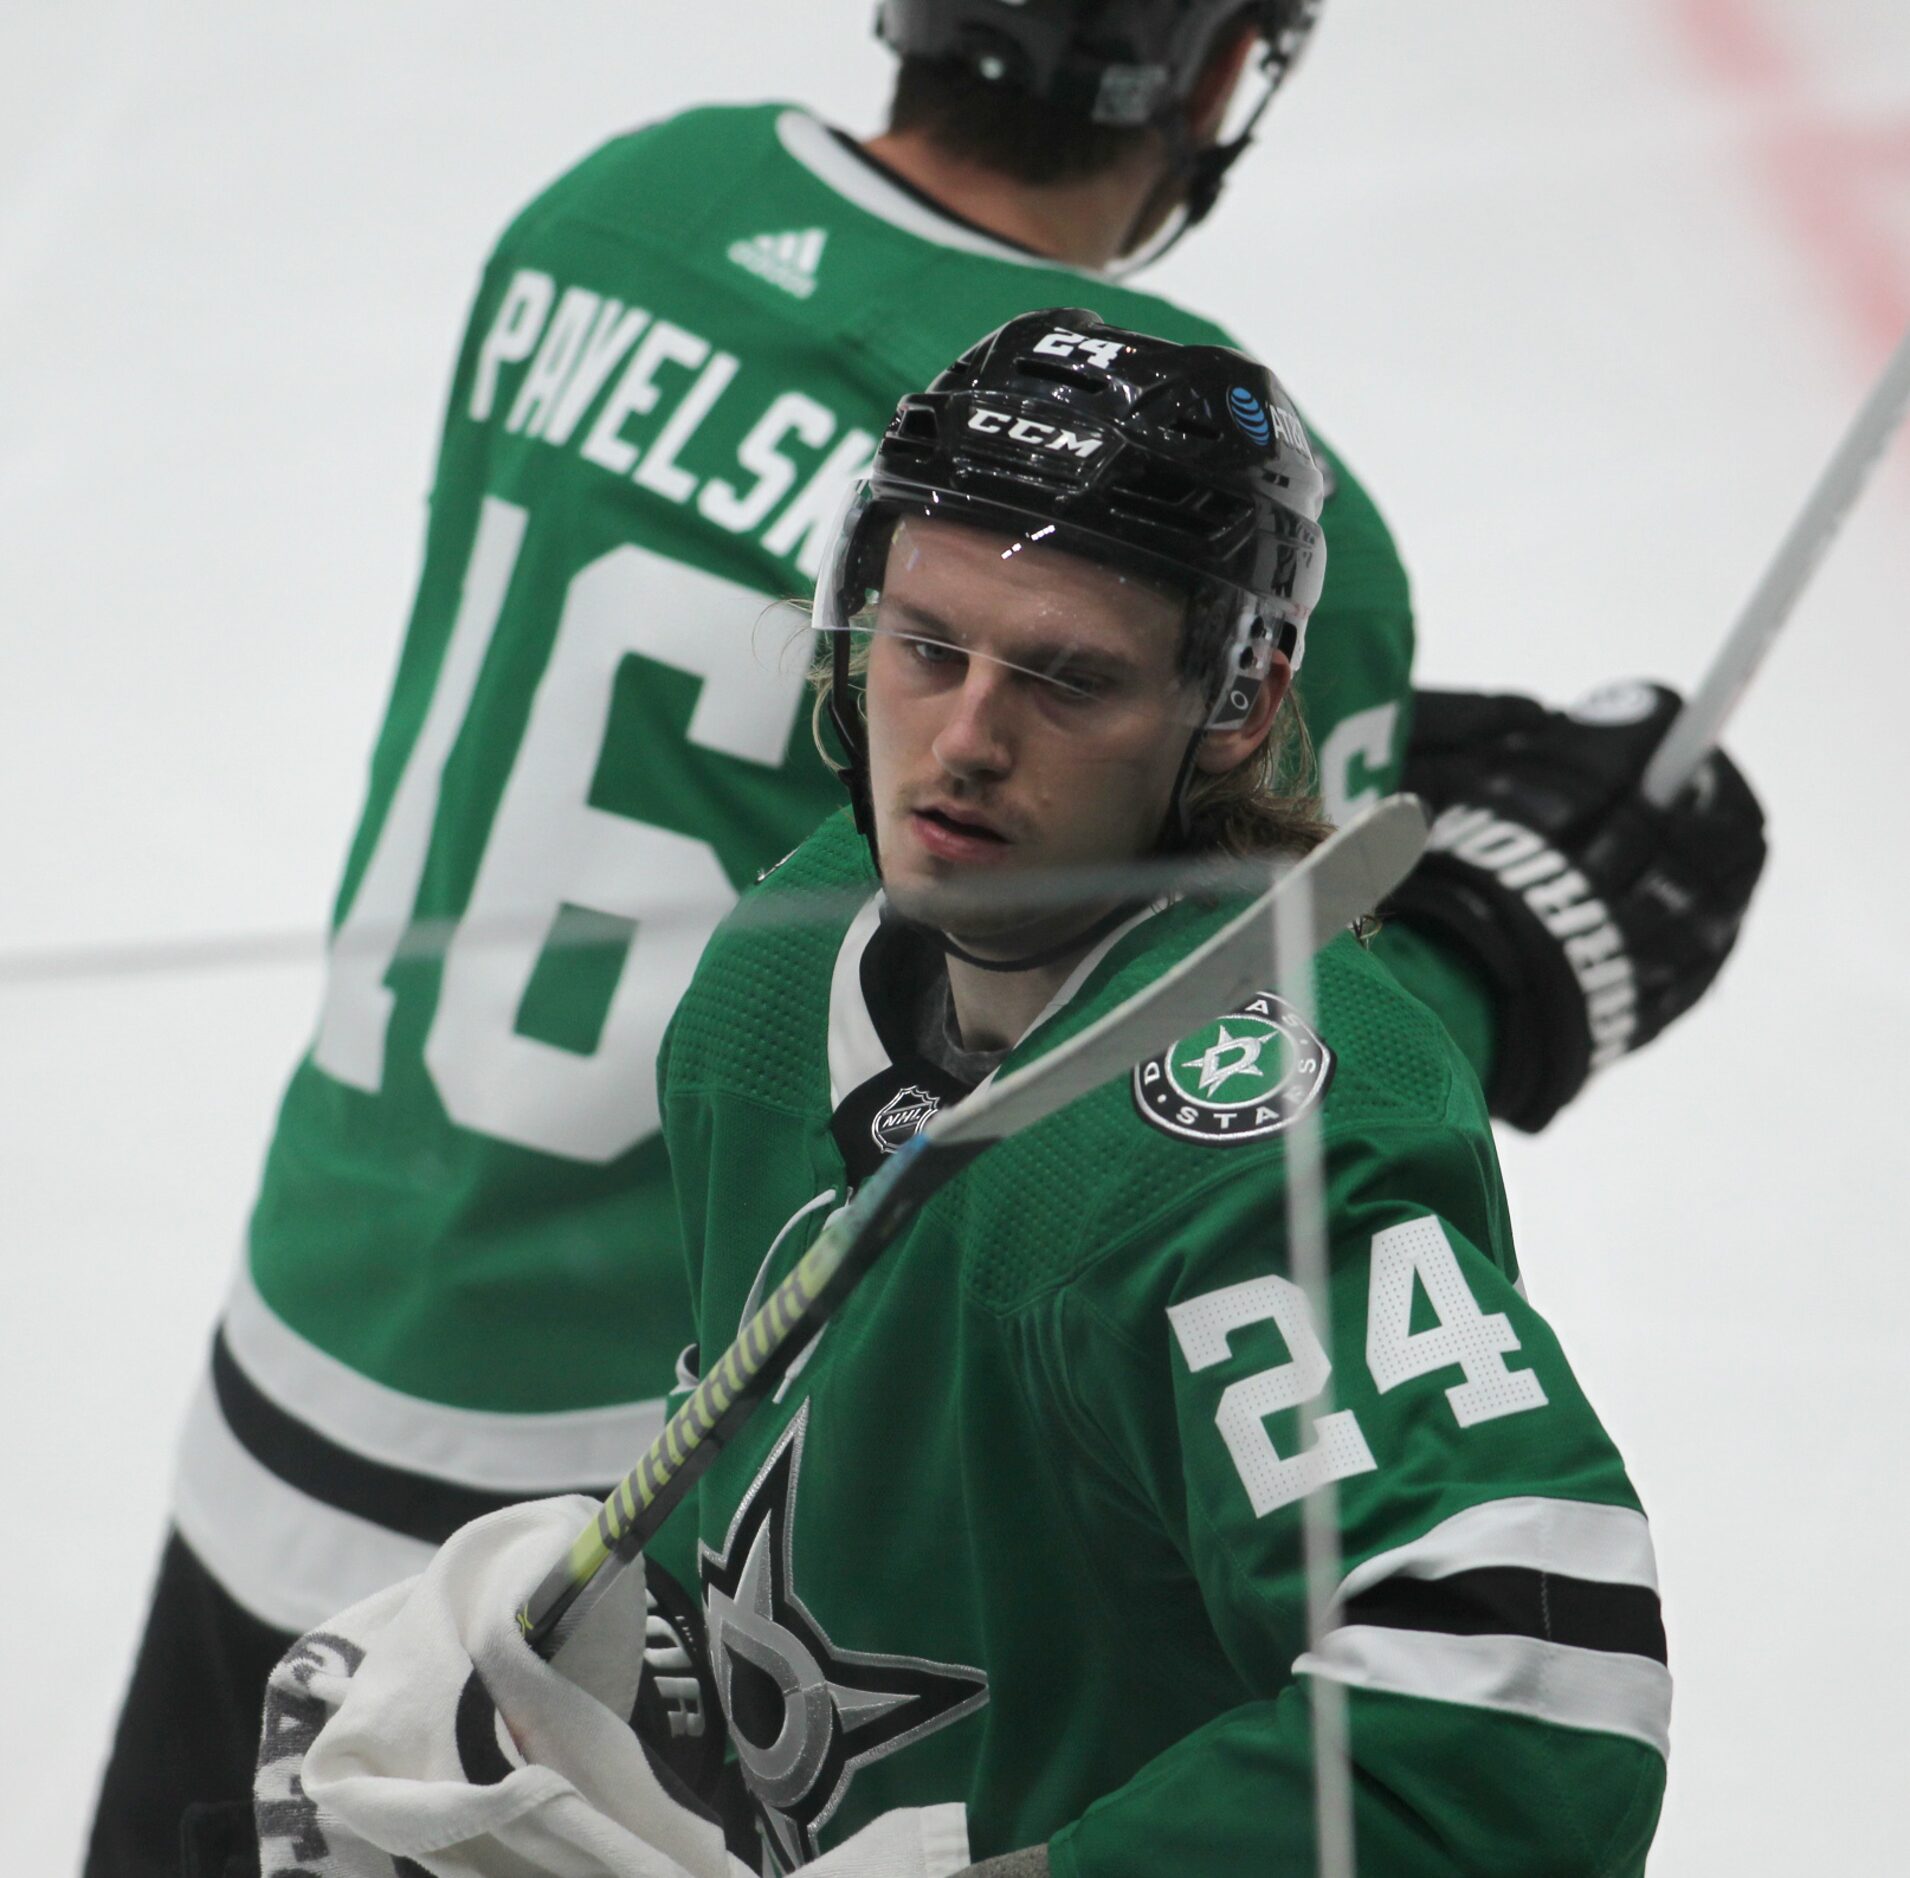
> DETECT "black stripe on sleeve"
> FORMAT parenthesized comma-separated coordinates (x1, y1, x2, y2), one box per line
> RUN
(210, 1331, 615, 1546)
(1341, 1566, 1667, 1665)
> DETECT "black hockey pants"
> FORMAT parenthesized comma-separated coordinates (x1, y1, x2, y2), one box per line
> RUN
(84, 1530, 292, 1878)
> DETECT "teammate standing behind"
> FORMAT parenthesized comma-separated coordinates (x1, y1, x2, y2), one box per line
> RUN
(88, 8, 1428, 1872)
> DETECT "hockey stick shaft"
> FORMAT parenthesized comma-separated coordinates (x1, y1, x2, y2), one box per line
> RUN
(1273, 866, 1355, 1878)
(516, 795, 1429, 1655)
(1641, 318, 1910, 806)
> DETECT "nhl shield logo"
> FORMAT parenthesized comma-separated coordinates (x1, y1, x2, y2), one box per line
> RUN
(1133, 992, 1334, 1145)
(870, 1084, 940, 1155)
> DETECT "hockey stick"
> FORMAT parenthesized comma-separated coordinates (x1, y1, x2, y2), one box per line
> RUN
(517, 793, 1430, 1656)
(1271, 863, 1356, 1878)
(1640, 318, 1910, 806)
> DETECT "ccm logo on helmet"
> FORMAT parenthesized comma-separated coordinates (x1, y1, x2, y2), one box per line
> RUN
(965, 408, 1104, 458)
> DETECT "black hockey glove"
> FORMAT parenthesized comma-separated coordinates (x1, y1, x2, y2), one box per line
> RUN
(630, 1554, 733, 1825)
(1386, 681, 1767, 1132)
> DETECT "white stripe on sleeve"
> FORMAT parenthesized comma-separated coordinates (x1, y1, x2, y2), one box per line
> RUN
(173, 1373, 436, 1633)
(1295, 1625, 1672, 1759)
(223, 1260, 665, 1491)
(1335, 1496, 1659, 1605)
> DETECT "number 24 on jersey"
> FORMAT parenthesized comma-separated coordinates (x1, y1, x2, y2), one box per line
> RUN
(1169, 1216, 1547, 1518)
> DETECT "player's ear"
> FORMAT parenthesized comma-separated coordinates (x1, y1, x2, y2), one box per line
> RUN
(1187, 17, 1263, 144)
(1194, 652, 1290, 774)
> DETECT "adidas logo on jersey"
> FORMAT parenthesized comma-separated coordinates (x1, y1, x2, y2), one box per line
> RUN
(728, 227, 827, 300)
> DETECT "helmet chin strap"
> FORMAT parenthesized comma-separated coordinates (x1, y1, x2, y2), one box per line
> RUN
(829, 622, 881, 858)
(1160, 723, 1210, 851)
(1110, 63, 1281, 278)
(913, 895, 1149, 976)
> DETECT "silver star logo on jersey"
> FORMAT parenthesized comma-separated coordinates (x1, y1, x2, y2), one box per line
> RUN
(700, 1403, 988, 1868)
(1134, 991, 1335, 1146)
(1180, 1023, 1270, 1097)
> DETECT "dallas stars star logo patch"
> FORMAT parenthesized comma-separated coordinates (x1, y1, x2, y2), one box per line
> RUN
(699, 1403, 988, 1868)
(1132, 991, 1334, 1145)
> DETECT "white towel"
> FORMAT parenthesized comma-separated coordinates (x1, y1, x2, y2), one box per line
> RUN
(255, 1496, 968, 1878)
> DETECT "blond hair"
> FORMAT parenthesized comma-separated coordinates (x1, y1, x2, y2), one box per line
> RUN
(1179, 685, 1333, 858)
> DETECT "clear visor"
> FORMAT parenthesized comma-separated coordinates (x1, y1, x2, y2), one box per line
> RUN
(816, 484, 1278, 741)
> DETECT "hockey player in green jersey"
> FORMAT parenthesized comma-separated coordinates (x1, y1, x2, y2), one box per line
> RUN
(101, 8, 1734, 1870)
(246, 316, 1667, 1878)
(640, 312, 1669, 1877)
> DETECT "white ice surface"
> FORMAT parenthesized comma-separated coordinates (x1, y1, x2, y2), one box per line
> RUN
(2, 2, 1906, 1871)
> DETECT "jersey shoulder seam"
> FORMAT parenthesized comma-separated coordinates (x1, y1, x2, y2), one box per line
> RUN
(971, 1113, 1491, 1330)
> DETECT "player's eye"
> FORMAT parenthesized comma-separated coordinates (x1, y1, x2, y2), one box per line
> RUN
(903, 633, 964, 671)
(1040, 664, 1108, 703)
(1031, 652, 1134, 709)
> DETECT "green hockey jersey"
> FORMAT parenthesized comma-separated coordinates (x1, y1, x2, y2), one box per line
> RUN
(654, 810, 1666, 1875)
(180, 101, 1462, 1633)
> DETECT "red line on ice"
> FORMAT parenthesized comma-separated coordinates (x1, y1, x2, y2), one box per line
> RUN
(1668, 0, 1910, 363)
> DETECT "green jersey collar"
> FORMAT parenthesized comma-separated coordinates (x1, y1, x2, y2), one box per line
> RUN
(775, 108, 1104, 277)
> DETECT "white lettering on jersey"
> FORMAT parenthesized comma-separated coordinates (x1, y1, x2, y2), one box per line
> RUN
(1318, 701, 1400, 822)
(466, 271, 877, 572)
(581, 319, 712, 476)
(700, 392, 837, 534)
(1170, 1219, 1546, 1517)
(506, 286, 603, 437)
(763, 427, 880, 578)
(1424, 805, 1638, 1065)
(635, 349, 740, 503)
(470, 269, 554, 422)
(1168, 1274, 1377, 1518)
(314, 496, 529, 1091)
(1365, 1218, 1548, 1426)
(543, 301, 650, 446)
(316, 500, 810, 1160)
(426, 537, 799, 1159)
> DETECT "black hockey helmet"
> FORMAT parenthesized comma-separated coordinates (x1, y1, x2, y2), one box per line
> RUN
(874, 1, 1324, 232)
(817, 307, 1326, 850)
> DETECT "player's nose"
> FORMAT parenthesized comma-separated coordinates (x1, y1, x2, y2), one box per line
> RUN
(931, 664, 1015, 780)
